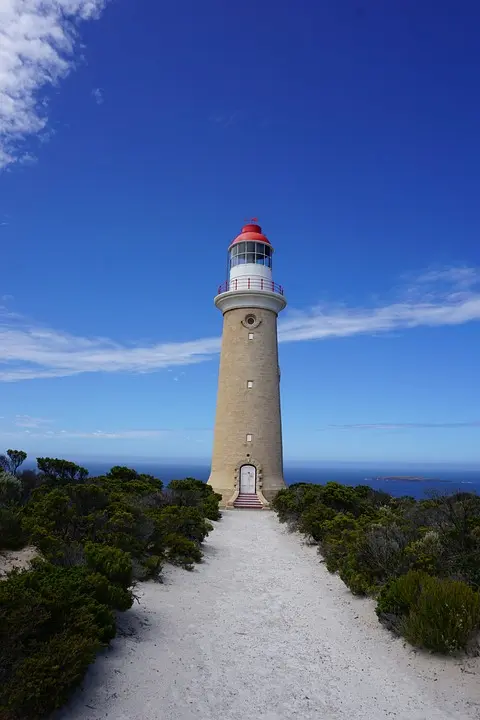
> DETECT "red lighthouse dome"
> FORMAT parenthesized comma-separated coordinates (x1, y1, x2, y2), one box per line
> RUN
(229, 219, 271, 248)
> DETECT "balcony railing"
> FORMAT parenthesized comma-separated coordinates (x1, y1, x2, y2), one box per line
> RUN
(217, 278, 284, 295)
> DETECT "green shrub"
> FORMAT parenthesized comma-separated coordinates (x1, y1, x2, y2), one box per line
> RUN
(298, 504, 336, 541)
(202, 492, 222, 521)
(405, 576, 480, 653)
(168, 478, 222, 520)
(376, 571, 480, 653)
(0, 450, 27, 477)
(404, 530, 444, 575)
(343, 522, 411, 592)
(272, 484, 323, 525)
(84, 542, 132, 588)
(317, 513, 359, 572)
(0, 507, 27, 550)
(0, 450, 217, 717)
(164, 534, 203, 570)
(376, 570, 424, 624)
(338, 566, 378, 597)
(150, 505, 212, 545)
(105, 466, 164, 497)
(141, 554, 163, 579)
(37, 458, 89, 486)
(274, 482, 480, 654)
(0, 561, 131, 719)
(0, 472, 22, 507)
(2, 630, 100, 720)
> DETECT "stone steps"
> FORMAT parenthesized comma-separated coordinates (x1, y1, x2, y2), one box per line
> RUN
(234, 493, 264, 509)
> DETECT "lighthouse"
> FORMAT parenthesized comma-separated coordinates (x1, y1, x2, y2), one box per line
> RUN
(207, 221, 287, 509)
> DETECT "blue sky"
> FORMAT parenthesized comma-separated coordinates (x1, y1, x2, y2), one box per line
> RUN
(1, 0, 480, 466)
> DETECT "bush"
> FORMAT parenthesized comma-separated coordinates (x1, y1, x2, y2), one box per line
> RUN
(37, 458, 89, 486)
(0, 508, 27, 550)
(140, 554, 163, 579)
(0, 561, 131, 719)
(2, 630, 100, 720)
(168, 478, 222, 520)
(0, 451, 27, 477)
(149, 505, 212, 546)
(0, 448, 218, 716)
(272, 484, 323, 524)
(0, 473, 22, 507)
(164, 534, 203, 570)
(84, 542, 132, 588)
(376, 571, 480, 653)
(376, 569, 425, 631)
(404, 530, 444, 575)
(273, 481, 480, 653)
(297, 504, 336, 541)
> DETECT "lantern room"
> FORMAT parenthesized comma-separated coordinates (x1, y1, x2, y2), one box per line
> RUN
(228, 221, 273, 283)
(216, 220, 284, 298)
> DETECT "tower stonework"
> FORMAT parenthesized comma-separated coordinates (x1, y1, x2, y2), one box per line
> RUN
(207, 222, 287, 508)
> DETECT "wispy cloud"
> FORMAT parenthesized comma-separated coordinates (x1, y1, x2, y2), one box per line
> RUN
(209, 111, 240, 128)
(0, 426, 211, 441)
(14, 415, 53, 429)
(1, 266, 480, 382)
(0, 313, 221, 381)
(278, 267, 480, 343)
(325, 422, 480, 431)
(0, 0, 108, 169)
(91, 87, 104, 105)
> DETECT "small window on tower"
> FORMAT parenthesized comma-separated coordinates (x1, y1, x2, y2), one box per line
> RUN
(248, 332, 254, 340)
(247, 380, 253, 388)
(246, 434, 253, 443)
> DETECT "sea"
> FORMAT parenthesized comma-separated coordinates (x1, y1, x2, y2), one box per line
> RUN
(81, 462, 480, 501)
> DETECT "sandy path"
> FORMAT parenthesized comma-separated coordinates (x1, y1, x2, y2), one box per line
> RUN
(57, 511, 480, 720)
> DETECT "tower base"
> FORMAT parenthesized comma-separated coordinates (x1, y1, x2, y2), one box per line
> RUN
(207, 472, 285, 509)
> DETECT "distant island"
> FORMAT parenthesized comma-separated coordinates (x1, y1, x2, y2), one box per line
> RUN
(365, 475, 450, 483)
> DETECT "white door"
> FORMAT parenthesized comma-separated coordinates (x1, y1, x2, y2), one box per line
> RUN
(240, 464, 256, 494)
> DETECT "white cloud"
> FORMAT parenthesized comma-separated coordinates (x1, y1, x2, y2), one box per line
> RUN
(209, 111, 240, 128)
(278, 267, 480, 344)
(91, 87, 104, 105)
(0, 314, 221, 380)
(0, 266, 480, 382)
(325, 422, 480, 431)
(14, 414, 52, 428)
(0, 426, 211, 440)
(0, 0, 108, 168)
(66, 429, 184, 439)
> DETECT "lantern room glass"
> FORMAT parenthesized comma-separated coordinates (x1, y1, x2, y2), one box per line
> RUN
(229, 242, 272, 268)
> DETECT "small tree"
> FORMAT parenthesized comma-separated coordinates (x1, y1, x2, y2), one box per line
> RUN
(0, 450, 27, 476)
(0, 472, 22, 506)
(37, 458, 89, 485)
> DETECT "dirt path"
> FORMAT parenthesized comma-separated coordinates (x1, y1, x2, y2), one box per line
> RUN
(57, 510, 480, 720)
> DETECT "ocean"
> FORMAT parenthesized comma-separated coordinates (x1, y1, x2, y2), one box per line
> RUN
(81, 462, 480, 500)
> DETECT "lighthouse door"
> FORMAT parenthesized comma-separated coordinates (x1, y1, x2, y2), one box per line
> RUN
(240, 464, 256, 494)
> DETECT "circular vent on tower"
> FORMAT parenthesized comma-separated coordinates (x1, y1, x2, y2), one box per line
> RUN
(242, 314, 261, 329)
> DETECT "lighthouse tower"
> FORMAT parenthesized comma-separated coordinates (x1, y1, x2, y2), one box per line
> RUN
(207, 221, 287, 509)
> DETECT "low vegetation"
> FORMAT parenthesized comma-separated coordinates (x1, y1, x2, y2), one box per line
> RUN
(0, 450, 221, 719)
(272, 481, 480, 654)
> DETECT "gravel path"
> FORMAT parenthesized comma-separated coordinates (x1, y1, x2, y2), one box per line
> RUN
(57, 510, 480, 720)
